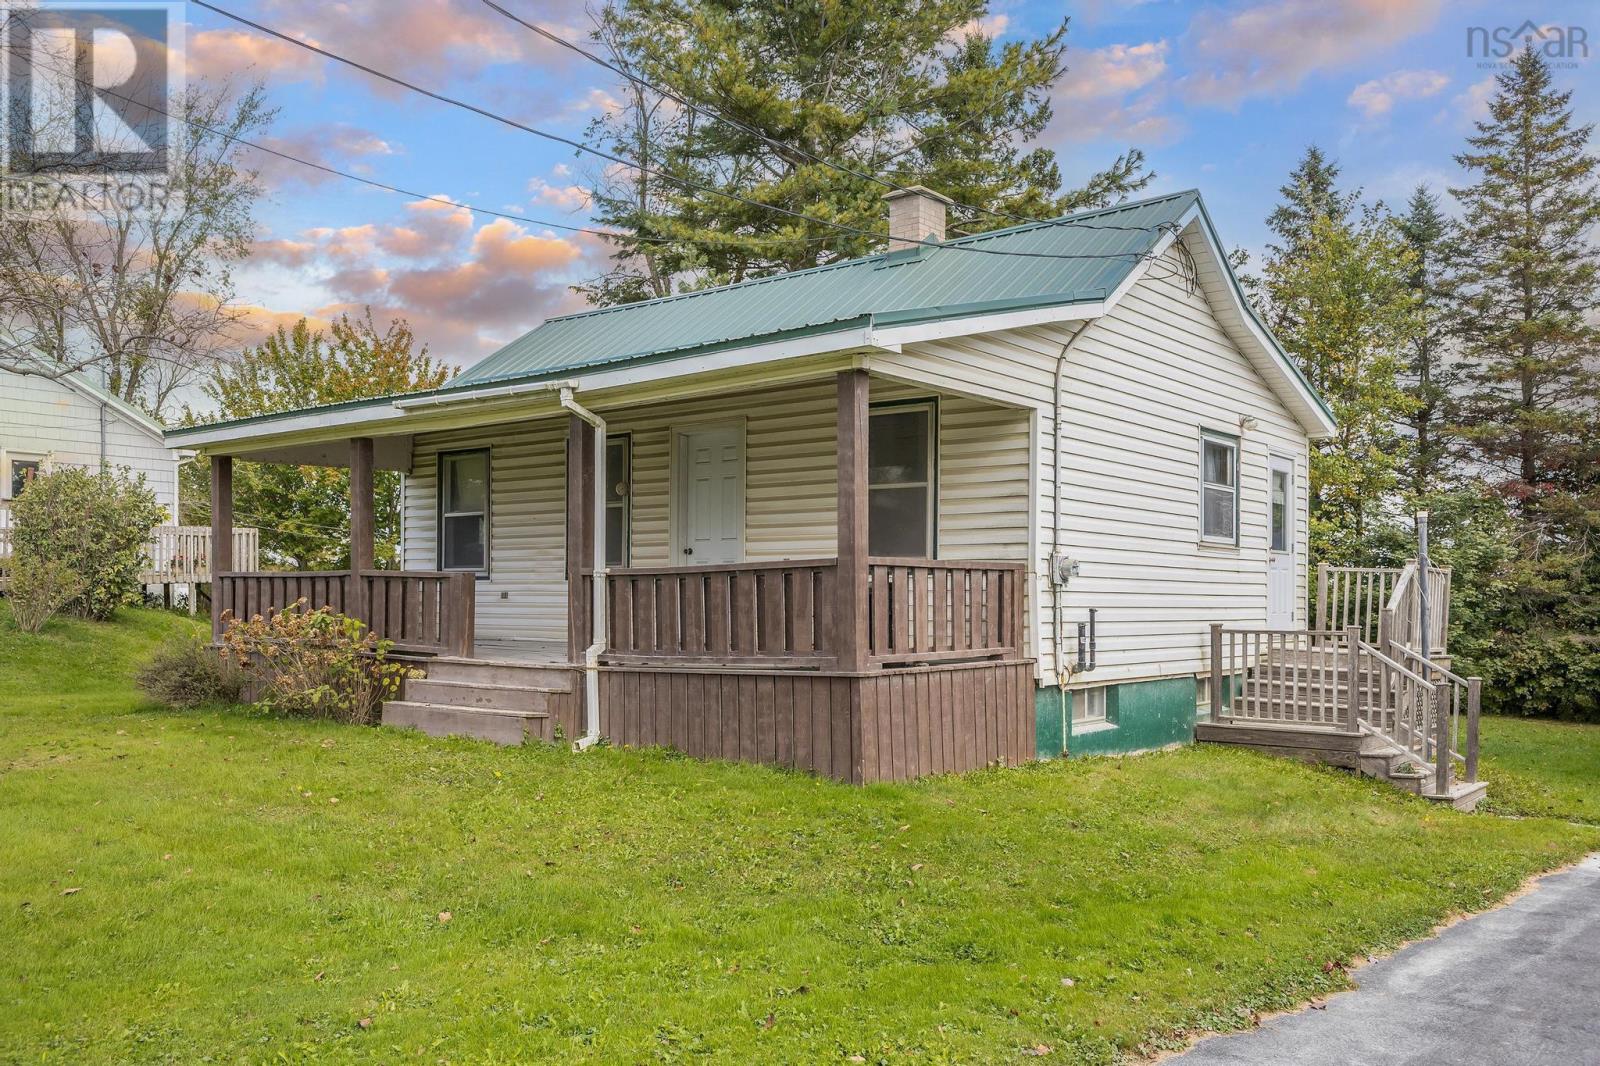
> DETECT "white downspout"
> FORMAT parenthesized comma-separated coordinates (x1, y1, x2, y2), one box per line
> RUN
(1051, 323, 1092, 741)
(559, 387, 607, 750)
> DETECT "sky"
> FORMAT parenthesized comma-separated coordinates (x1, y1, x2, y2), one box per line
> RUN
(178, 0, 1600, 371)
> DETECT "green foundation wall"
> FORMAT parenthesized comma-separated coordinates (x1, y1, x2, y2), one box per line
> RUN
(1034, 677, 1200, 758)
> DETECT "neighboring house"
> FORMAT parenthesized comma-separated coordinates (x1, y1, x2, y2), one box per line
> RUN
(0, 368, 257, 597)
(164, 188, 1480, 802)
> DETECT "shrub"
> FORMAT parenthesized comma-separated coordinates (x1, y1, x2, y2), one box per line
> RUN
(136, 638, 246, 708)
(220, 600, 419, 724)
(1463, 632, 1600, 724)
(9, 467, 166, 620)
(5, 557, 87, 634)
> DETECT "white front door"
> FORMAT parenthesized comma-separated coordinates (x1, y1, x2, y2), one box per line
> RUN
(1267, 455, 1296, 629)
(675, 425, 744, 565)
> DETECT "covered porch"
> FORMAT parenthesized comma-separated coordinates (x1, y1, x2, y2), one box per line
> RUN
(204, 367, 1037, 781)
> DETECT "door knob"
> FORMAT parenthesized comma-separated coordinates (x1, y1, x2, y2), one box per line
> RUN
(683, 547, 693, 555)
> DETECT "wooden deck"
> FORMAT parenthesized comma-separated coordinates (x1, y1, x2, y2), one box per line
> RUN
(1202, 562, 1485, 809)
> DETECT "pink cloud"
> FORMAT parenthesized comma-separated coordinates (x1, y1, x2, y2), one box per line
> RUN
(1347, 69, 1449, 119)
(1048, 40, 1182, 145)
(1182, 0, 1444, 106)
(187, 28, 325, 83)
(247, 124, 398, 188)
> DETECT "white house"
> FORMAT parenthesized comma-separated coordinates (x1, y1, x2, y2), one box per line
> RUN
(165, 188, 1399, 780)
(1, 368, 256, 596)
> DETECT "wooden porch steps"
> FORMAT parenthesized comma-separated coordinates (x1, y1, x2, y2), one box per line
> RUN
(381, 658, 580, 746)
(1197, 720, 1486, 812)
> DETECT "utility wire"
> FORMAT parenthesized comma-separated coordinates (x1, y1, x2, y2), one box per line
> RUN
(189, 0, 1166, 264)
(476, 0, 1159, 237)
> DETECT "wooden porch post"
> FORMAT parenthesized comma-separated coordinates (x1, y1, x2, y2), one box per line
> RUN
(210, 455, 233, 640)
(1208, 622, 1225, 722)
(566, 413, 596, 664)
(836, 369, 870, 672)
(349, 437, 374, 626)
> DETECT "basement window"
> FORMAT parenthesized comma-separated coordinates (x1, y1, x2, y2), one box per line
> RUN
(1073, 687, 1108, 725)
(439, 449, 489, 573)
(1199, 431, 1239, 544)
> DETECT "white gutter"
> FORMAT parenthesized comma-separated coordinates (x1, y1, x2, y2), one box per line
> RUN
(558, 386, 607, 750)
(391, 378, 576, 410)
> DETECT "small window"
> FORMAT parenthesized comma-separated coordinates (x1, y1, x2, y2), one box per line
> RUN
(8, 457, 42, 500)
(868, 403, 935, 558)
(1074, 687, 1108, 725)
(1270, 464, 1291, 553)
(1200, 432, 1239, 544)
(605, 434, 630, 567)
(439, 449, 489, 573)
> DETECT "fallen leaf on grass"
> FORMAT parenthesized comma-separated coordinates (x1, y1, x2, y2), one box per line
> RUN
(1023, 1044, 1052, 1056)
(61, 888, 81, 896)
(762, 1012, 775, 1029)
(438, 911, 452, 924)
(357, 1017, 372, 1030)
(1061, 977, 1075, 987)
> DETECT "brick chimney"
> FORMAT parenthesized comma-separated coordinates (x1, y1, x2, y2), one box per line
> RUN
(884, 185, 954, 252)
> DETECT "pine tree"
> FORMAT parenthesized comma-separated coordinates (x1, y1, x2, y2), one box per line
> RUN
(1265, 146, 1359, 265)
(577, 0, 1153, 305)
(1449, 48, 1600, 534)
(1395, 185, 1458, 496)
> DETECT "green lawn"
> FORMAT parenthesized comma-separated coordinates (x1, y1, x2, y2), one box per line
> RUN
(1478, 716, 1600, 825)
(1, 607, 1595, 1064)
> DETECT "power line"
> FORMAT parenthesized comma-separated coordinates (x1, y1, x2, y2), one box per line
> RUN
(189, 0, 1165, 264)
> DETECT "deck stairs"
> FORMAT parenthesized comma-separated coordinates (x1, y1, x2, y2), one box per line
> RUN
(380, 657, 580, 746)
(1199, 562, 1486, 811)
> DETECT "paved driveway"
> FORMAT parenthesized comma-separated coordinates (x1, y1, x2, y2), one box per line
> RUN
(1176, 853, 1600, 1066)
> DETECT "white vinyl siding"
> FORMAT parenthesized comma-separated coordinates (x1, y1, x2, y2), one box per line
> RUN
(0, 370, 180, 522)
(874, 242, 1312, 684)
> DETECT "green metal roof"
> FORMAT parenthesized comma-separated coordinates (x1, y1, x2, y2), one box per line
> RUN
(454, 190, 1201, 387)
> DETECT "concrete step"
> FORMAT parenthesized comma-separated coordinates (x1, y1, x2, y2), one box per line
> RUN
(1423, 779, 1489, 812)
(381, 701, 552, 745)
(417, 658, 577, 690)
(404, 677, 567, 713)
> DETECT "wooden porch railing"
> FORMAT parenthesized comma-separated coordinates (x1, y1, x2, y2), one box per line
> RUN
(1208, 624, 1480, 790)
(866, 558, 1026, 664)
(1316, 560, 1450, 654)
(599, 557, 1026, 669)
(604, 559, 840, 666)
(214, 570, 475, 657)
(0, 524, 259, 584)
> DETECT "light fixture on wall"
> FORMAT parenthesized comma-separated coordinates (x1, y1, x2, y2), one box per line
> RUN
(1239, 415, 1260, 433)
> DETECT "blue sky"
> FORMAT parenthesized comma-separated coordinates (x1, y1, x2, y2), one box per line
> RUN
(181, 0, 1600, 368)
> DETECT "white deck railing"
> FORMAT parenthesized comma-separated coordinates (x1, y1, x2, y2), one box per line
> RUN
(0, 525, 259, 584)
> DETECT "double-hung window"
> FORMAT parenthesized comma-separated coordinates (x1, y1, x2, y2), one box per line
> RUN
(1200, 431, 1239, 544)
(439, 449, 489, 573)
(6, 456, 42, 500)
(605, 434, 631, 567)
(868, 402, 935, 558)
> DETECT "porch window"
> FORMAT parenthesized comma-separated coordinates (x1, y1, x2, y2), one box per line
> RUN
(868, 402, 935, 558)
(439, 449, 489, 573)
(1199, 431, 1239, 544)
(605, 434, 630, 567)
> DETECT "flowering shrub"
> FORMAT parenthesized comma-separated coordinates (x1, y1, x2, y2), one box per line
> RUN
(220, 599, 421, 723)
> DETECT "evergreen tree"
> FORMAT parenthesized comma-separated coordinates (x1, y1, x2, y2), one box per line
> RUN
(181, 312, 454, 570)
(1448, 48, 1600, 535)
(1395, 185, 1458, 496)
(1265, 146, 1359, 266)
(1264, 208, 1420, 562)
(578, 0, 1153, 304)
